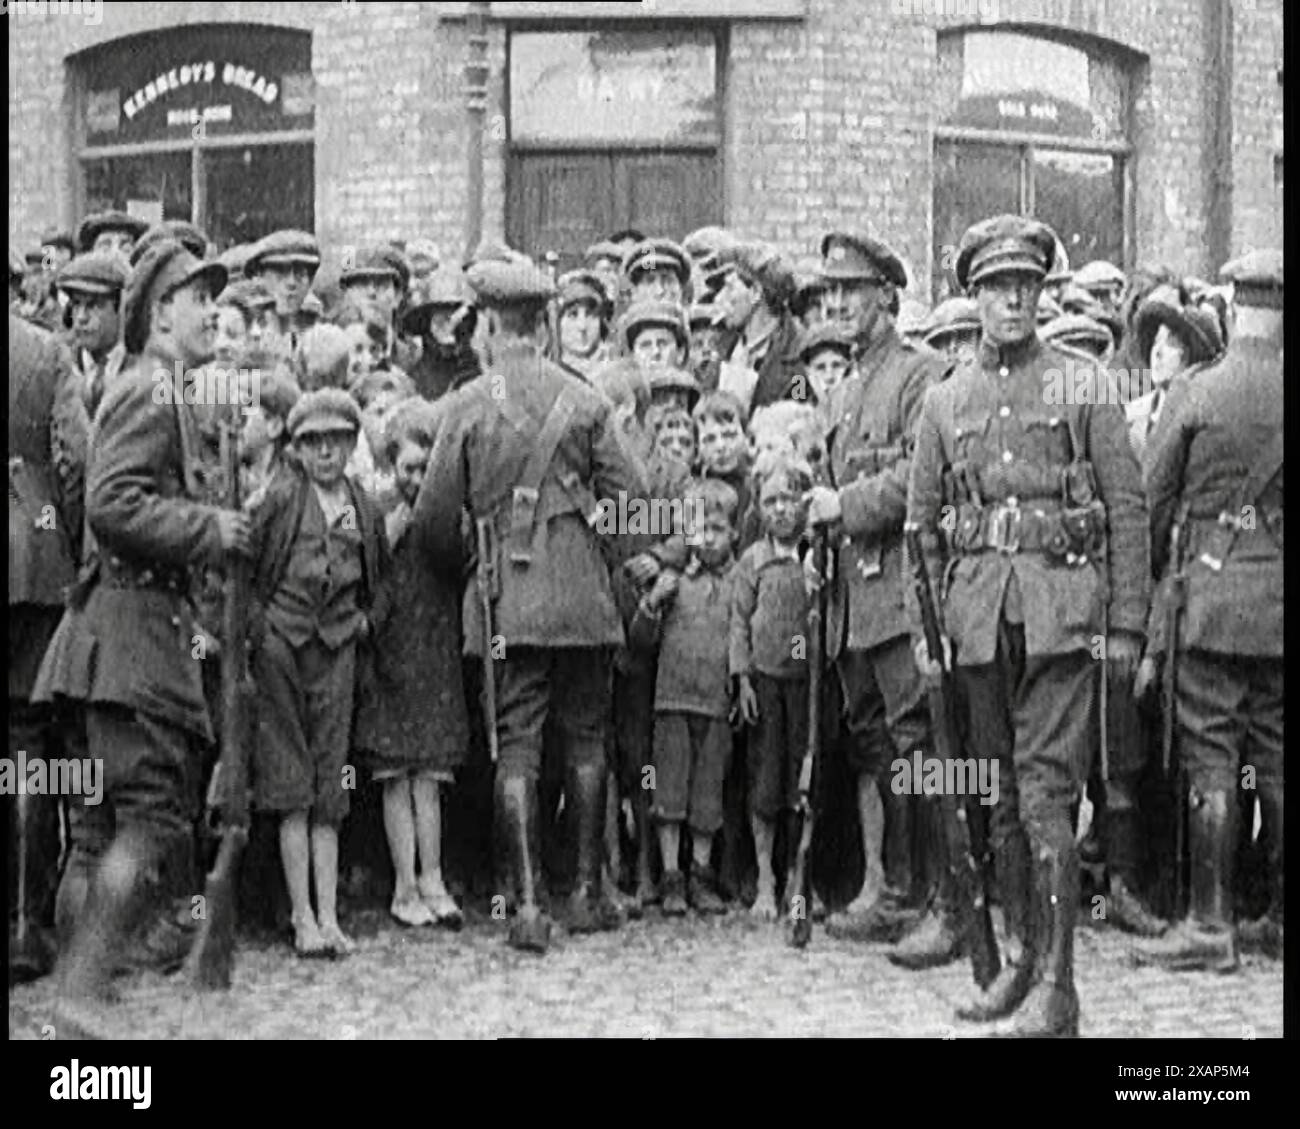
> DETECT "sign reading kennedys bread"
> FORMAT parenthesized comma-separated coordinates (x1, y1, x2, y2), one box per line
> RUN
(80, 23, 313, 144)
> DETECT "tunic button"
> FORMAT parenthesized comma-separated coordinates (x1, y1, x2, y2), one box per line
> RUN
(1002, 450, 1014, 463)
(999, 406, 1010, 418)
(170, 615, 181, 627)
(999, 366, 1009, 377)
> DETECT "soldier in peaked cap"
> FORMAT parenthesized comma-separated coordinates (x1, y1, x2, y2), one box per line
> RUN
(32, 239, 247, 1016)
(76, 210, 150, 257)
(55, 253, 129, 417)
(244, 229, 322, 361)
(1132, 249, 1284, 969)
(804, 230, 951, 947)
(404, 265, 482, 401)
(410, 255, 645, 953)
(556, 269, 612, 382)
(906, 214, 1149, 1036)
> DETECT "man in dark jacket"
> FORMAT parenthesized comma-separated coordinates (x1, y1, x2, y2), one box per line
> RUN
(404, 265, 481, 401)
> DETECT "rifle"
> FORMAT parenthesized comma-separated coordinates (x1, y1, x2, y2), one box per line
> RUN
(475, 516, 500, 764)
(1163, 504, 1190, 918)
(185, 408, 254, 990)
(904, 525, 1000, 989)
(786, 527, 829, 949)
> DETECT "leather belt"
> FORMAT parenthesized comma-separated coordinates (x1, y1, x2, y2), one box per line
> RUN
(959, 498, 1073, 557)
(100, 557, 190, 593)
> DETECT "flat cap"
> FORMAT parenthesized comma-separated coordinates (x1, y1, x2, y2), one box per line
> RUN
(1040, 314, 1114, 357)
(218, 278, 276, 314)
(40, 230, 76, 254)
(245, 229, 321, 274)
(218, 243, 255, 281)
(56, 252, 129, 298)
(340, 245, 402, 288)
(287, 387, 363, 439)
(122, 239, 228, 354)
(648, 366, 702, 404)
(1133, 295, 1224, 364)
(465, 256, 556, 308)
(897, 297, 932, 338)
(584, 240, 625, 268)
(557, 269, 611, 313)
(922, 296, 980, 346)
(797, 321, 855, 362)
(77, 210, 150, 253)
(131, 221, 209, 266)
(820, 232, 907, 289)
(621, 298, 689, 351)
(1073, 260, 1126, 293)
(682, 226, 739, 262)
(956, 215, 1057, 291)
(403, 266, 477, 332)
(716, 241, 795, 305)
(623, 239, 692, 287)
(1219, 248, 1283, 308)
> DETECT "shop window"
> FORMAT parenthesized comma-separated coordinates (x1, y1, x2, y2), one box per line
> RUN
(933, 29, 1134, 300)
(507, 27, 723, 268)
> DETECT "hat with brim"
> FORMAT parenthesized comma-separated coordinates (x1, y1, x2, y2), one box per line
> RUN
(1133, 296, 1223, 366)
(340, 249, 402, 289)
(622, 299, 689, 352)
(557, 269, 610, 315)
(623, 240, 691, 287)
(245, 229, 321, 275)
(402, 266, 477, 334)
(466, 257, 556, 308)
(218, 278, 276, 314)
(77, 211, 151, 253)
(956, 215, 1057, 291)
(1073, 259, 1126, 294)
(682, 226, 739, 263)
(287, 387, 363, 439)
(56, 252, 129, 298)
(648, 366, 701, 406)
(583, 240, 625, 270)
(1041, 314, 1114, 358)
(797, 322, 854, 362)
(1219, 248, 1283, 309)
(717, 242, 795, 307)
(122, 239, 228, 354)
(131, 221, 209, 266)
(922, 297, 980, 347)
(820, 232, 907, 288)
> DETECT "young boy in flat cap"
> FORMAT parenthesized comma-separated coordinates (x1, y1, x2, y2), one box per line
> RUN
(55, 252, 128, 417)
(245, 229, 322, 362)
(76, 210, 150, 257)
(248, 387, 386, 957)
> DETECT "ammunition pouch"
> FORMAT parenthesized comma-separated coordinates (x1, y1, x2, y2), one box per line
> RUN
(945, 498, 1103, 562)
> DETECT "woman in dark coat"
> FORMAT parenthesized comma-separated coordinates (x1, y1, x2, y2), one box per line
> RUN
(354, 396, 469, 926)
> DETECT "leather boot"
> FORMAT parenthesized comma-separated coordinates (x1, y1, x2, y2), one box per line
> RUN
(889, 797, 962, 970)
(566, 762, 623, 934)
(884, 786, 915, 903)
(1131, 788, 1238, 972)
(1236, 788, 1282, 958)
(632, 785, 658, 908)
(992, 844, 1080, 1038)
(957, 822, 1032, 1021)
(495, 775, 552, 953)
(1105, 809, 1168, 937)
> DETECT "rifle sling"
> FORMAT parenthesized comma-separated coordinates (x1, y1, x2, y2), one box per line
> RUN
(503, 386, 578, 566)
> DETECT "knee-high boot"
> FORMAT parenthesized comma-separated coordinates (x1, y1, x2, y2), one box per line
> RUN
(495, 774, 551, 953)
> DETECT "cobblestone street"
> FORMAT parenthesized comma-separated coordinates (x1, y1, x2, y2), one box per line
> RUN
(9, 909, 1283, 1040)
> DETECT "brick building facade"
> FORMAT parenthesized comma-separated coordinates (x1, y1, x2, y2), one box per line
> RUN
(8, 0, 1283, 296)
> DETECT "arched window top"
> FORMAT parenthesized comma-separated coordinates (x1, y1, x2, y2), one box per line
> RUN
(937, 28, 1131, 143)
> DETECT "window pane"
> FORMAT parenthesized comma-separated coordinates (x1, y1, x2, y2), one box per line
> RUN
(83, 152, 192, 224)
(510, 29, 717, 144)
(932, 140, 1021, 301)
(1031, 148, 1123, 270)
(204, 143, 314, 252)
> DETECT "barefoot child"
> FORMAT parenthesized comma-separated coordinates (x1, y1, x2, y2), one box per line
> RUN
(249, 388, 386, 956)
(730, 456, 814, 919)
(355, 398, 468, 927)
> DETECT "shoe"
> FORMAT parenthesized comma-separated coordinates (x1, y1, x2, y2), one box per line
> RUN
(1107, 875, 1168, 937)
(508, 904, 553, 952)
(391, 894, 435, 928)
(888, 906, 963, 970)
(689, 864, 727, 915)
(661, 871, 688, 917)
(317, 920, 355, 957)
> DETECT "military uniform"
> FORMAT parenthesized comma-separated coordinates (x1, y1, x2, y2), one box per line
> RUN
(412, 257, 645, 951)
(1133, 250, 1284, 968)
(9, 316, 88, 979)
(907, 216, 1149, 1036)
(32, 241, 231, 1003)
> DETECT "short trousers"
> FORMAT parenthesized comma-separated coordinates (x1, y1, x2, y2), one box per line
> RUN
(651, 711, 729, 834)
(837, 636, 929, 776)
(749, 673, 809, 818)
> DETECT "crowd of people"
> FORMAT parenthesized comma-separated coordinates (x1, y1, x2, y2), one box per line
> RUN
(7, 203, 1283, 1038)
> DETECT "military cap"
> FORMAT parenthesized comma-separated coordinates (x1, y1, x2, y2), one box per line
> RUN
(648, 366, 702, 404)
(1045, 235, 1072, 286)
(218, 277, 275, 313)
(922, 297, 980, 347)
(339, 245, 402, 288)
(621, 298, 690, 352)
(1073, 259, 1126, 294)
(1036, 291, 1063, 326)
(245, 229, 321, 275)
(584, 240, 625, 269)
(796, 321, 855, 362)
(55, 252, 129, 298)
(622, 239, 692, 287)
(9, 246, 25, 280)
(820, 232, 908, 289)
(286, 387, 363, 439)
(1133, 294, 1224, 364)
(131, 220, 209, 266)
(40, 230, 76, 255)
(956, 215, 1058, 291)
(1219, 248, 1283, 309)
(1040, 314, 1114, 358)
(557, 269, 611, 314)
(76, 210, 150, 253)
(716, 241, 795, 305)
(465, 256, 556, 308)
(122, 239, 228, 354)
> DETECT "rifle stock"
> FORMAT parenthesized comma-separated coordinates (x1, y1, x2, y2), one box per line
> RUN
(904, 525, 1000, 989)
(786, 528, 828, 949)
(186, 410, 253, 990)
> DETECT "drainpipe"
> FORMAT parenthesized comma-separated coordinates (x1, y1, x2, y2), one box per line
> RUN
(1204, 0, 1233, 273)
(464, 1, 491, 264)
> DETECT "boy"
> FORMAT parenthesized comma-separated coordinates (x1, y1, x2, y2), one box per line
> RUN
(249, 388, 386, 956)
(731, 457, 814, 919)
(629, 478, 738, 915)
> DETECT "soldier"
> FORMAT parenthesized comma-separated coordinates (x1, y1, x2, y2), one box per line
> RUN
(907, 215, 1149, 1036)
(403, 265, 481, 401)
(411, 256, 644, 952)
(76, 210, 150, 258)
(1131, 250, 1284, 969)
(804, 232, 952, 947)
(244, 229, 322, 361)
(33, 239, 247, 1014)
(54, 253, 128, 418)
(556, 269, 612, 381)
(9, 315, 88, 981)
